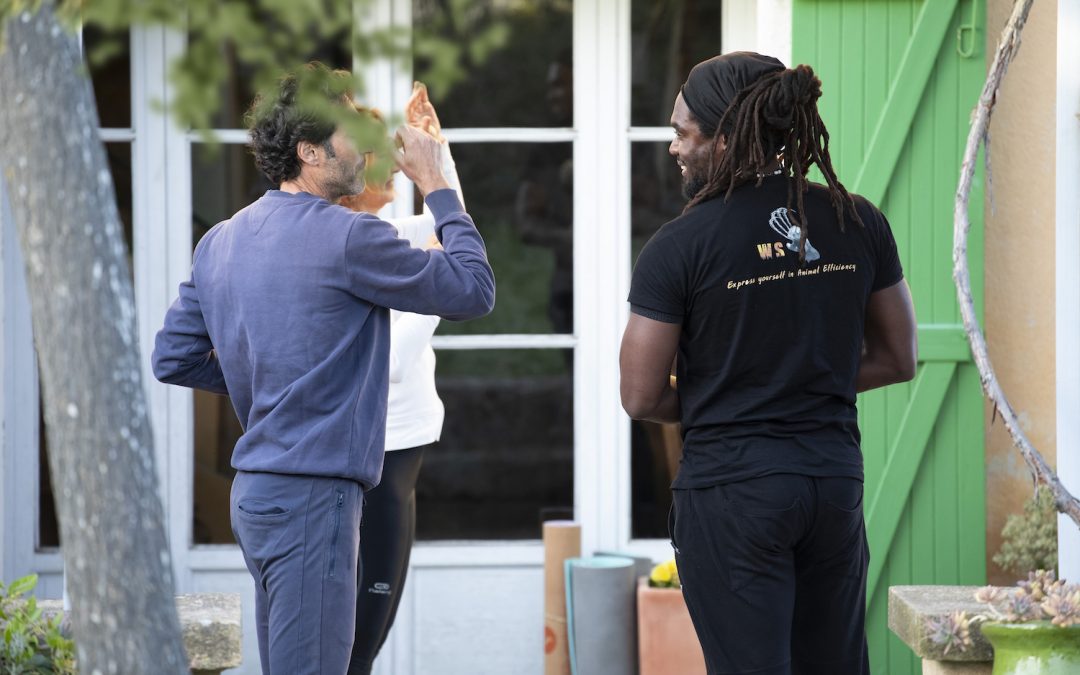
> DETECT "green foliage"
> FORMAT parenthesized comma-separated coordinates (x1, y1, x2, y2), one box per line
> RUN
(416, 0, 569, 128)
(0, 0, 505, 153)
(0, 575, 76, 674)
(411, 0, 513, 103)
(994, 486, 1058, 578)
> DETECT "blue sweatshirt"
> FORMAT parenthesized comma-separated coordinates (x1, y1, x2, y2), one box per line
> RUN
(152, 188, 494, 488)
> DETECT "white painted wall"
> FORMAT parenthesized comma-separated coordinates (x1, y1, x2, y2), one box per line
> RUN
(757, 0, 793, 66)
(722, 0, 792, 66)
(1, 178, 9, 582)
(1057, 0, 1080, 583)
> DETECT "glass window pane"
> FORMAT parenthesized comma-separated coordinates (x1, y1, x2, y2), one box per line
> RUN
(193, 390, 242, 544)
(630, 1, 723, 127)
(434, 142, 573, 336)
(192, 143, 274, 248)
(191, 142, 271, 544)
(105, 143, 134, 277)
(412, 0, 572, 128)
(631, 420, 678, 539)
(630, 141, 684, 260)
(630, 141, 685, 539)
(84, 27, 131, 128)
(38, 377, 59, 549)
(418, 349, 573, 540)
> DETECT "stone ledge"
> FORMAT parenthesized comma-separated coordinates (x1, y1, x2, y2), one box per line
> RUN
(176, 593, 243, 672)
(37, 592, 241, 673)
(888, 586, 995, 662)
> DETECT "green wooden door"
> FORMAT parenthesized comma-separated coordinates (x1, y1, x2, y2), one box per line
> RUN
(792, 1, 987, 673)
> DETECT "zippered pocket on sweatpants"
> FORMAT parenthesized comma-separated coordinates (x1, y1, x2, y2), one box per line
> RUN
(327, 490, 345, 579)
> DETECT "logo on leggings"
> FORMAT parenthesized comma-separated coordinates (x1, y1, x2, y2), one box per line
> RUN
(368, 582, 392, 595)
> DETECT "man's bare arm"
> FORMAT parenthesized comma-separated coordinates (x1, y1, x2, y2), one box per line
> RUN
(857, 279, 918, 393)
(620, 313, 682, 423)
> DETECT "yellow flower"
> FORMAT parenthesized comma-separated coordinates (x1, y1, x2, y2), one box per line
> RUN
(666, 560, 681, 589)
(650, 563, 671, 584)
(649, 559, 680, 588)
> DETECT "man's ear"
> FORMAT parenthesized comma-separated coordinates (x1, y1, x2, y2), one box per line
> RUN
(296, 140, 321, 167)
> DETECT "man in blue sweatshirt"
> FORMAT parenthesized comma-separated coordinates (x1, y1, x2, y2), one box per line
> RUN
(151, 64, 495, 675)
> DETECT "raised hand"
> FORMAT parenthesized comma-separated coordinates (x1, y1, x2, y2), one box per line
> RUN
(394, 125, 450, 196)
(404, 81, 444, 142)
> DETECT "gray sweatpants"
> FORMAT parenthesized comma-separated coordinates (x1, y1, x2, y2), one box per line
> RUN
(231, 471, 364, 675)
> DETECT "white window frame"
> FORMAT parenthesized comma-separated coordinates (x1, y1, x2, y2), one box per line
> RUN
(0, 174, 43, 582)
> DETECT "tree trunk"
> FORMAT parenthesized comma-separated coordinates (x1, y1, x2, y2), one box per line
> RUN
(0, 4, 187, 673)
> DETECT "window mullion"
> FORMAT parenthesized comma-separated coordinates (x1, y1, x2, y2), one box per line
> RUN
(572, 0, 629, 556)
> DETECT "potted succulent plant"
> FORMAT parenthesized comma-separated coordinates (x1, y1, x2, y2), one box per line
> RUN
(636, 559, 706, 675)
(927, 570, 1080, 674)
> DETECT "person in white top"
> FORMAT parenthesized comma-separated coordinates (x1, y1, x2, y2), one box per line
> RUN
(339, 83, 465, 675)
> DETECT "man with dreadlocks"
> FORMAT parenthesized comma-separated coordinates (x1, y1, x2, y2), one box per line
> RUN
(620, 52, 917, 674)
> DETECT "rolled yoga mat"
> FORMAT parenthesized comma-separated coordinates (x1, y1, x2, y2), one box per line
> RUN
(544, 520, 582, 675)
(564, 556, 638, 675)
(594, 550, 654, 582)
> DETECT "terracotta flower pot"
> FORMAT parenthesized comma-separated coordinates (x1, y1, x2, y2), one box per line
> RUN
(636, 577, 706, 675)
(980, 621, 1080, 675)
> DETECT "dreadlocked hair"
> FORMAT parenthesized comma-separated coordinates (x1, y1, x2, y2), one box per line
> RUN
(685, 64, 864, 262)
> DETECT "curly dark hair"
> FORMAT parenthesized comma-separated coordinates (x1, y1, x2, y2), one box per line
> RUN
(245, 62, 354, 186)
(686, 64, 864, 262)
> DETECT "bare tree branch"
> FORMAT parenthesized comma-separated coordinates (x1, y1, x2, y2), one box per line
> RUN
(954, 0, 1080, 526)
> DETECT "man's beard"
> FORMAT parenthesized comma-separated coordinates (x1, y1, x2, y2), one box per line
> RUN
(326, 166, 366, 202)
(682, 171, 707, 201)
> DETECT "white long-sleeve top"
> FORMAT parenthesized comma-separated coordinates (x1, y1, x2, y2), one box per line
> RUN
(383, 143, 463, 451)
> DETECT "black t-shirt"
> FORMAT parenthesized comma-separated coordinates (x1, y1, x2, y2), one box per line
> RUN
(628, 175, 903, 488)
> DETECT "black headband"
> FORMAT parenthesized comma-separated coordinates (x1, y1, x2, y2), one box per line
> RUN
(681, 51, 786, 134)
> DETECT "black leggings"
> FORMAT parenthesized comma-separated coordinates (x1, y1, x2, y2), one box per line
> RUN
(347, 444, 427, 675)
